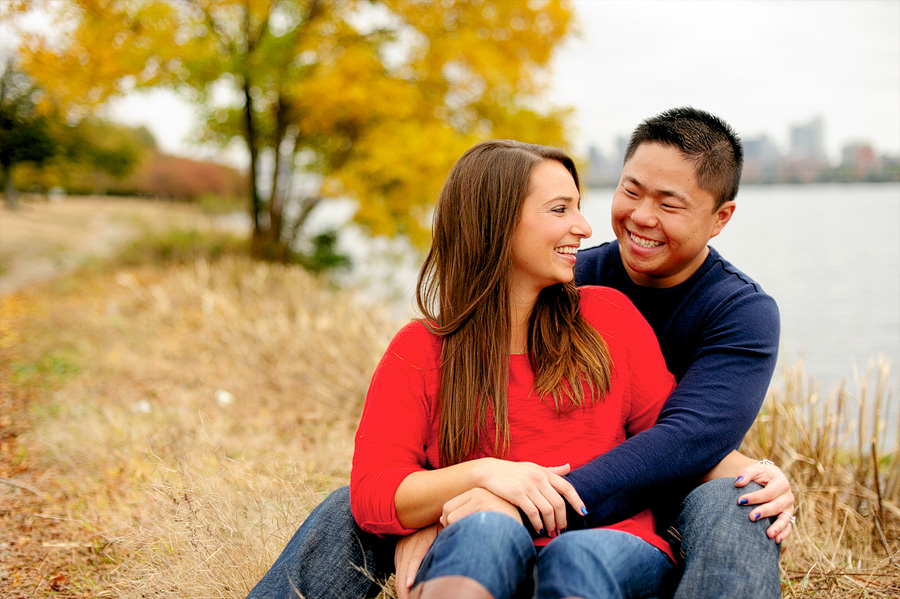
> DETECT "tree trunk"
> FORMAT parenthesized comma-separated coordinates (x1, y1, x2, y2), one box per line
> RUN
(267, 95, 289, 246)
(242, 77, 262, 239)
(2, 164, 17, 210)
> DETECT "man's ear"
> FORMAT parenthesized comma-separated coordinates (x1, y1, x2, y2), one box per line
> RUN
(710, 201, 736, 238)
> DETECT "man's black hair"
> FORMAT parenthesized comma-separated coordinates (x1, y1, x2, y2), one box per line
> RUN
(625, 106, 743, 208)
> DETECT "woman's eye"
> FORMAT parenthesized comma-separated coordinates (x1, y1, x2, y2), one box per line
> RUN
(551, 206, 566, 213)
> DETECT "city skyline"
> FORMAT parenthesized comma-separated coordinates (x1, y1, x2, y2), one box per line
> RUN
(583, 113, 899, 187)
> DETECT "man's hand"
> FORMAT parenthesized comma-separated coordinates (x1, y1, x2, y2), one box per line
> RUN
(734, 461, 796, 543)
(394, 524, 439, 599)
(440, 487, 522, 528)
(473, 458, 585, 535)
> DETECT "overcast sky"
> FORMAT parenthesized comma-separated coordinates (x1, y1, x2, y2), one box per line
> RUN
(11, 0, 899, 165)
(551, 0, 900, 161)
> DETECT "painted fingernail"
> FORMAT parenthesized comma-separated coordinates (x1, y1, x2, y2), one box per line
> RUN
(735, 476, 744, 482)
(753, 513, 761, 521)
(540, 529, 545, 535)
(580, 506, 589, 515)
(739, 498, 748, 505)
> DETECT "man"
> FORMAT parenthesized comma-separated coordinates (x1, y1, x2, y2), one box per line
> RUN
(247, 107, 793, 599)
(568, 106, 788, 597)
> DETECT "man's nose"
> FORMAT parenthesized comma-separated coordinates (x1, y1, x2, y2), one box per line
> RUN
(631, 199, 658, 227)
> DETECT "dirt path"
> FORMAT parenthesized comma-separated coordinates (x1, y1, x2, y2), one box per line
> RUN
(0, 196, 225, 296)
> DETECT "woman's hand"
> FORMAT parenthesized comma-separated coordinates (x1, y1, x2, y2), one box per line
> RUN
(473, 458, 585, 536)
(440, 487, 522, 528)
(734, 461, 796, 543)
(394, 524, 440, 599)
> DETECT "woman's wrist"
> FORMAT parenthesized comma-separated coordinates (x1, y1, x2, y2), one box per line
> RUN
(469, 457, 495, 488)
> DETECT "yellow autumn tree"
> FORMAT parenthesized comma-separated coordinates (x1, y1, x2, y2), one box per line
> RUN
(17, 0, 575, 259)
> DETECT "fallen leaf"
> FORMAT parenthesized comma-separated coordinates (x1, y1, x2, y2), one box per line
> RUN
(49, 573, 67, 591)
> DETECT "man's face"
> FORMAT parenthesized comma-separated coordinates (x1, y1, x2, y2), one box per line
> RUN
(611, 142, 735, 288)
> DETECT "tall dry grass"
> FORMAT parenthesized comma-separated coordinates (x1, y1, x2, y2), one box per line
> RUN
(2, 248, 898, 597)
(742, 360, 900, 597)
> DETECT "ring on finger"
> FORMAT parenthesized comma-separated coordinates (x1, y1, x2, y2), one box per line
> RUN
(780, 511, 796, 525)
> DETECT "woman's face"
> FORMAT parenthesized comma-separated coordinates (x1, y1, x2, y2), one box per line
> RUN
(509, 160, 592, 298)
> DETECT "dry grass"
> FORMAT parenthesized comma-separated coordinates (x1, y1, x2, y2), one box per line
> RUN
(1, 254, 396, 597)
(742, 360, 900, 597)
(1, 220, 898, 597)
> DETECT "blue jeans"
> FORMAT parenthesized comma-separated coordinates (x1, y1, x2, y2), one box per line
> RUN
(246, 479, 781, 599)
(414, 511, 674, 598)
(245, 486, 395, 599)
(537, 529, 675, 599)
(414, 512, 536, 597)
(665, 477, 781, 599)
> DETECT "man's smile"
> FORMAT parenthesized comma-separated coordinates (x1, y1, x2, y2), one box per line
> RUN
(628, 231, 663, 249)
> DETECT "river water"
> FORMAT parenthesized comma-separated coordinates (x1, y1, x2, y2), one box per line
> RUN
(326, 183, 900, 412)
(579, 182, 900, 397)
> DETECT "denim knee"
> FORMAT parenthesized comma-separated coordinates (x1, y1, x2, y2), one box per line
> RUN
(670, 478, 776, 557)
(416, 512, 535, 598)
(669, 478, 781, 599)
(537, 530, 673, 599)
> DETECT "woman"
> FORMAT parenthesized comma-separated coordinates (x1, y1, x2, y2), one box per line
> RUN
(351, 140, 692, 598)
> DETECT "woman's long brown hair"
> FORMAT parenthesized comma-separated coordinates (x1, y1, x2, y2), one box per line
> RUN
(416, 140, 613, 467)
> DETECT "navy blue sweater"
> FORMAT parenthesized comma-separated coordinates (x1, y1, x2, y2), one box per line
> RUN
(567, 241, 780, 528)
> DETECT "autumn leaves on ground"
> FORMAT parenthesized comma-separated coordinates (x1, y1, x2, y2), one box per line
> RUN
(1, 198, 898, 598)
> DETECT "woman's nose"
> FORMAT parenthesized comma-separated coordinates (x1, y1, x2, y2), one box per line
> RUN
(572, 211, 592, 239)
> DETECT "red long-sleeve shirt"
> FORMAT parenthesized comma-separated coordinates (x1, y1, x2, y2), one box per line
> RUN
(350, 286, 676, 560)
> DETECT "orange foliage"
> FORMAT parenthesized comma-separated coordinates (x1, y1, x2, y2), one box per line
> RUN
(114, 151, 246, 200)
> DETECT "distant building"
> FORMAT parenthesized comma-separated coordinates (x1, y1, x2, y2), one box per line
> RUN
(782, 116, 828, 182)
(743, 135, 781, 183)
(614, 136, 628, 166)
(789, 116, 827, 162)
(840, 142, 881, 180)
(583, 143, 622, 187)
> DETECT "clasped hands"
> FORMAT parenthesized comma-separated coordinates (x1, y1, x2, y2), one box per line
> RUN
(393, 457, 795, 599)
